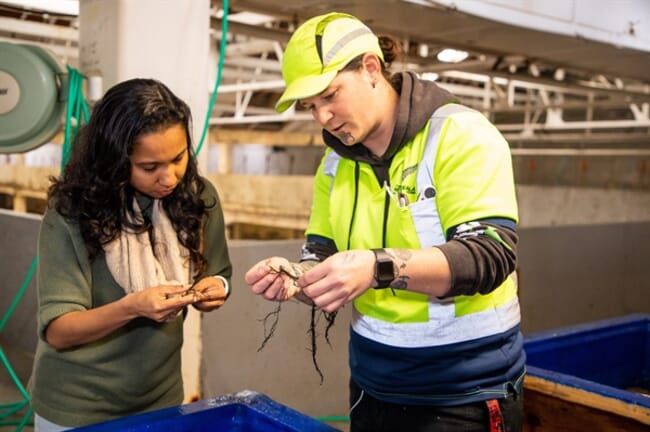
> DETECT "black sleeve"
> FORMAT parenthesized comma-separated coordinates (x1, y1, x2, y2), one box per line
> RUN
(436, 219, 517, 297)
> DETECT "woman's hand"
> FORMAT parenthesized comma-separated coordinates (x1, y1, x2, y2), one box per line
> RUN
(128, 284, 196, 322)
(45, 284, 195, 349)
(189, 276, 229, 312)
(244, 257, 303, 302)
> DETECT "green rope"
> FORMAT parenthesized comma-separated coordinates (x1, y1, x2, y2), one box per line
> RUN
(316, 415, 350, 423)
(0, 257, 37, 333)
(0, 256, 37, 431)
(61, 65, 90, 170)
(0, 355, 29, 402)
(194, 0, 228, 157)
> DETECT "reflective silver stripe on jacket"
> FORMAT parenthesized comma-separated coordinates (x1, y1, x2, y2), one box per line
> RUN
(411, 104, 469, 248)
(352, 297, 521, 348)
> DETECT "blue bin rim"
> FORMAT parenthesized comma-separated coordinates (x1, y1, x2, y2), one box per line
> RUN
(524, 314, 650, 409)
(71, 390, 340, 431)
(524, 313, 649, 343)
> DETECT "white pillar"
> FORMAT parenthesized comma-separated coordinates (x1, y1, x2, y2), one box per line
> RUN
(79, 0, 210, 172)
(79, 0, 211, 403)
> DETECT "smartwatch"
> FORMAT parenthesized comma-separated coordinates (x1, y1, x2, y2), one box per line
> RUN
(371, 248, 395, 289)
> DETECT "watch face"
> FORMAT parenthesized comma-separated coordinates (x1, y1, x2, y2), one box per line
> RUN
(376, 259, 394, 283)
(373, 248, 395, 288)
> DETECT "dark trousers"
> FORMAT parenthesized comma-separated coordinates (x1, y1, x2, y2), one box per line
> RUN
(349, 379, 523, 432)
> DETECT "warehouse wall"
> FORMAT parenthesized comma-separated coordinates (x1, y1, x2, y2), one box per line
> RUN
(1, 204, 649, 419)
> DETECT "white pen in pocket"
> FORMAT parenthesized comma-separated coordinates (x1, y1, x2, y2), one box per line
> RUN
(398, 192, 409, 207)
(384, 181, 410, 208)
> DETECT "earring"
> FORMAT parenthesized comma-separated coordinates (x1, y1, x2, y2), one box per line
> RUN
(371, 80, 377, 89)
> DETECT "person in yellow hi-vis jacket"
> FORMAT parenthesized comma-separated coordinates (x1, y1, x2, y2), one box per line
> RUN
(245, 12, 524, 432)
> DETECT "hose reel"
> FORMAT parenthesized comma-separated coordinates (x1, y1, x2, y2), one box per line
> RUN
(0, 41, 66, 154)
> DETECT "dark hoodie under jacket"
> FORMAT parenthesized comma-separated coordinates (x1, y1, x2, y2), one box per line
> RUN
(319, 71, 518, 297)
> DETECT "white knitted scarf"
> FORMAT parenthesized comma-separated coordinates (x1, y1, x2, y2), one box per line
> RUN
(103, 199, 191, 294)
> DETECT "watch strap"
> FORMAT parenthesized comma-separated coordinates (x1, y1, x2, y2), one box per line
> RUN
(371, 248, 395, 289)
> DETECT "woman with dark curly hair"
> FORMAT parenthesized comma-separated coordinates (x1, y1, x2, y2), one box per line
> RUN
(28, 78, 232, 431)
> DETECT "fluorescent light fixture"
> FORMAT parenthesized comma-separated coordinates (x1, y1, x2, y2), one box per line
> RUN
(1, 0, 78, 15)
(420, 72, 439, 81)
(436, 48, 468, 63)
(221, 11, 275, 25)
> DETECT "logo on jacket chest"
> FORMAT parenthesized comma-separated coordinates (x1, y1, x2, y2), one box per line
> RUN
(393, 163, 419, 195)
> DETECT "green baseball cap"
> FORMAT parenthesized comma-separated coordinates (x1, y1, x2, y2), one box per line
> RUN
(275, 12, 384, 113)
